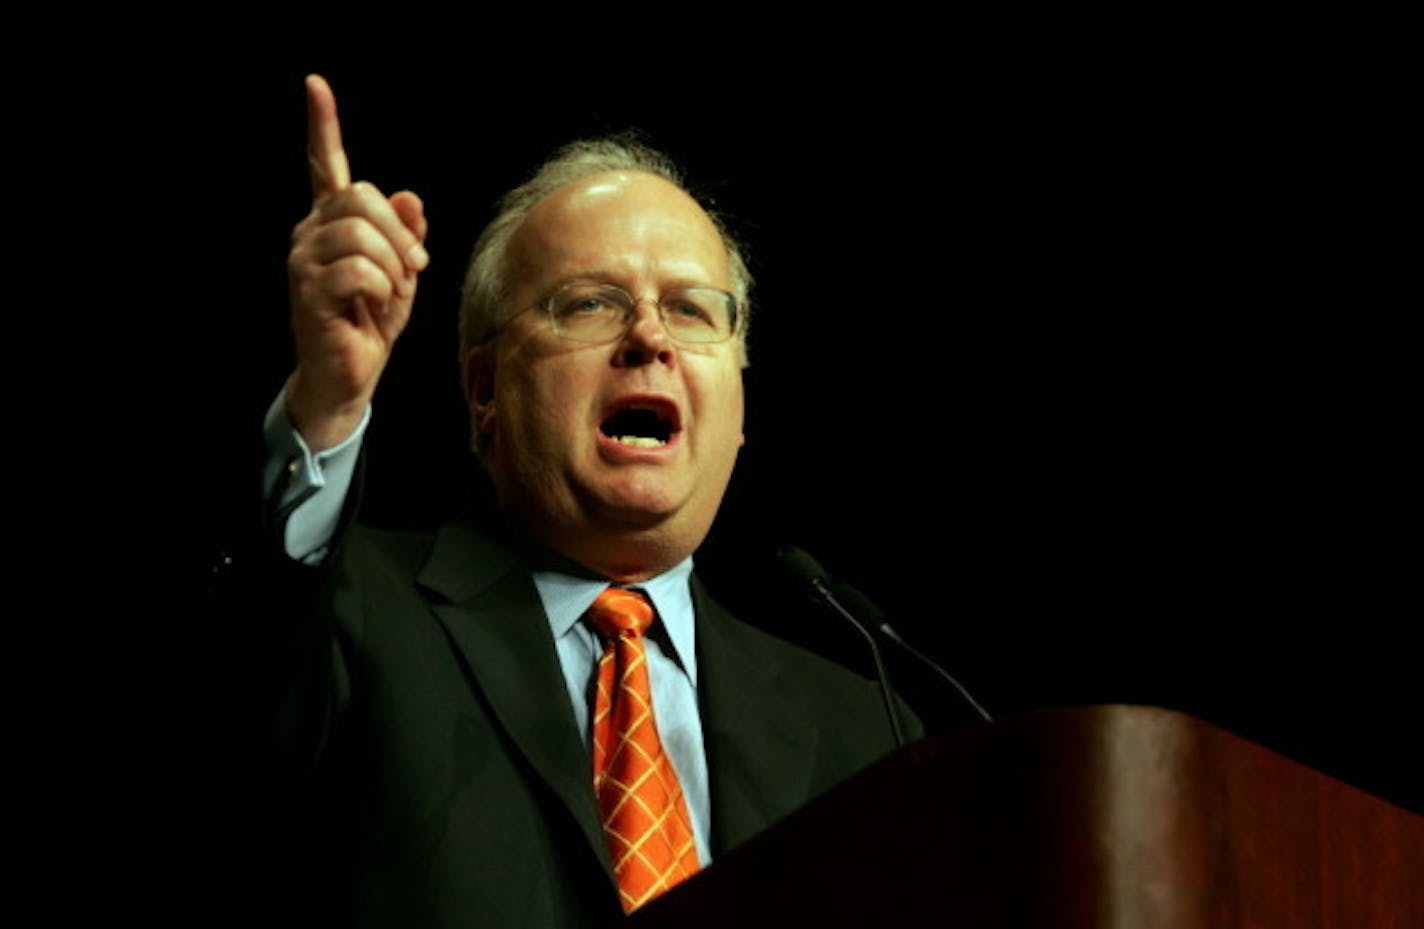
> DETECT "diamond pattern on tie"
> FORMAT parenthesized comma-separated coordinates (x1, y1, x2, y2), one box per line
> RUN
(588, 587, 700, 912)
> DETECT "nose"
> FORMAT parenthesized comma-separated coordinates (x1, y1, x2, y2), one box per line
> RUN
(615, 298, 675, 368)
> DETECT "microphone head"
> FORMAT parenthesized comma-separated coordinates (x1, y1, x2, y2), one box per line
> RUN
(773, 545, 831, 589)
(830, 579, 888, 624)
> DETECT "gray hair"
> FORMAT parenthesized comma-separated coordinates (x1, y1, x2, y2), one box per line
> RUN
(458, 136, 754, 376)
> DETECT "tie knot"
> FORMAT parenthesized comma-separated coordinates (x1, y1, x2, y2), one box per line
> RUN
(589, 587, 655, 639)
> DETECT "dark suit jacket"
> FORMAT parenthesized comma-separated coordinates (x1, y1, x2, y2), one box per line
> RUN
(256, 511, 908, 928)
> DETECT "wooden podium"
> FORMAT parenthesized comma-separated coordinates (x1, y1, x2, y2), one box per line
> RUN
(628, 706, 1421, 928)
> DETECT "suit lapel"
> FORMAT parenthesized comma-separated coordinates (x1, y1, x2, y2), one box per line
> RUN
(416, 518, 613, 877)
(695, 580, 819, 855)
(409, 517, 813, 868)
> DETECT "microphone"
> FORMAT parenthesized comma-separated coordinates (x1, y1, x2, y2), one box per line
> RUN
(774, 546, 907, 748)
(777, 545, 993, 726)
(829, 579, 993, 723)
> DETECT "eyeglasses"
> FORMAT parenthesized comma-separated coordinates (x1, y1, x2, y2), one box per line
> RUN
(523, 282, 741, 345)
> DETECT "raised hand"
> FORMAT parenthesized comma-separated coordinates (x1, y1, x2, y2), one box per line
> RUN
(285, 74, 429, 451)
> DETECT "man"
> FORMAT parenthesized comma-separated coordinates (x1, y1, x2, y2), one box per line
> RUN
(255, 74, 910, 927)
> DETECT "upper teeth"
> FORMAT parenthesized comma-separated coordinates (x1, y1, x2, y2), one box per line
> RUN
(614, 436, 667, 448)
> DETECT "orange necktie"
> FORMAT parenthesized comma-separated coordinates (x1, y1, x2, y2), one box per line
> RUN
(588, 587, 701, 912)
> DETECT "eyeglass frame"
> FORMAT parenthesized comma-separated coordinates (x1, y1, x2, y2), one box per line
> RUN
(502, 280, 744, 346)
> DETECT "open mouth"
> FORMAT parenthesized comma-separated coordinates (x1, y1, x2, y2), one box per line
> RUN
(599, 399, 680, 448)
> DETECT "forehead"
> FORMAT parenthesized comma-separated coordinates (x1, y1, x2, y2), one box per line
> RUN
(507, 170, 732, 296)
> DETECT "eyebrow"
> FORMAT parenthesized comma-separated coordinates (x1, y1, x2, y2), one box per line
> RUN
(543, 273, 727, 295)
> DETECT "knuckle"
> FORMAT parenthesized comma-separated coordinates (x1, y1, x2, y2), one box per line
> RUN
(288, 243, 318, 278)
(294, 279, 321, 310)
(313, 216, 367, 255)
(291, 210, 318, 244)
(325, 215, 368, 242)
(350, 180, 385, 202)
(332, 256, 394, 300)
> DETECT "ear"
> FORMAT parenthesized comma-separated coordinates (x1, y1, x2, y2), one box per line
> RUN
(463, 346, 498, 435)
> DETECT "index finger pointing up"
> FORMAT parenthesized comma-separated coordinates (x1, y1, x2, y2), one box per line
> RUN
(306, 74, 351, 199)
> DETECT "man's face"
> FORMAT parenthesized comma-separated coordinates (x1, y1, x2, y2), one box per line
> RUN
(467, 171, 745, 581)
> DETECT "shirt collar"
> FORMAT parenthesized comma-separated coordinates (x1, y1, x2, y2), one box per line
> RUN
(531, 557, 698, 683)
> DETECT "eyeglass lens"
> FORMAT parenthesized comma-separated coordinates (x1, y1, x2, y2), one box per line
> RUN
(547, 283, 736, 344)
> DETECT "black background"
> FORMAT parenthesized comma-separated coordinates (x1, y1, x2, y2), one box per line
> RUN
(67, 34, 1414, 908)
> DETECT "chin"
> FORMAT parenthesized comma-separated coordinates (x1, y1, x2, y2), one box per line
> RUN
(582, 470, 721, 536)
(585, 484, 687, 530)
(559, 478, 725, 582)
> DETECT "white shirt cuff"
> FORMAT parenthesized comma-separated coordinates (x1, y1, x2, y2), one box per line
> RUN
(262, 386, 369, 564)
